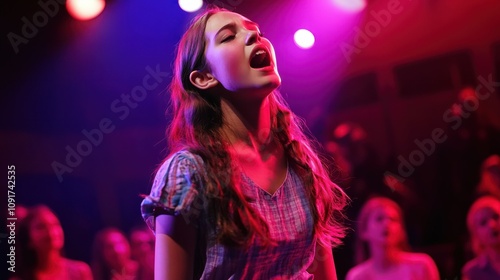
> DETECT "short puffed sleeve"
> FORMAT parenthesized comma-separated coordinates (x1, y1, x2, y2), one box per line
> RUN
(140, 150, 206, 232)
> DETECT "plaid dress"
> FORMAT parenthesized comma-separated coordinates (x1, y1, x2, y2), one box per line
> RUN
(141, 150, 316, 279)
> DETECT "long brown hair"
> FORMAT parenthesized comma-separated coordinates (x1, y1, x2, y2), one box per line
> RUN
(165, 7, 348, 248)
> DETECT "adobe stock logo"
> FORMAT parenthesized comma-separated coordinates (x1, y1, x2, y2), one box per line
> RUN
(7, 0, 65, 54)
(385, 74, 500, 188)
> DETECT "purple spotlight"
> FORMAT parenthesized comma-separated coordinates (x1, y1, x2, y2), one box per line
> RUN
(178, 0, 203, 13)
(294, 29, 315, 49)
(333, 0, 366, 13)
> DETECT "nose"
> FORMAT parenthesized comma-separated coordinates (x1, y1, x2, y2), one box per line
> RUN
(245, 30, 260, 45)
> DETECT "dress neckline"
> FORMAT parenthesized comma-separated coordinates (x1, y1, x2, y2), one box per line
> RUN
(240, 161, 289, 197)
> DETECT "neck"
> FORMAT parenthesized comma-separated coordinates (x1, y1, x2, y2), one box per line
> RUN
(37, 249, 62, 271)
(221, 96, 272, 151)
(484, 248, 500, 272)
(369, 244, 400, 270)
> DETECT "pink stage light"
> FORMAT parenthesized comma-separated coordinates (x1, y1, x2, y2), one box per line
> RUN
(178, 0, 203, 13)
(333, 0, 366, 13)
(294, 29, 315, 49)
(66, 0, 105, 21)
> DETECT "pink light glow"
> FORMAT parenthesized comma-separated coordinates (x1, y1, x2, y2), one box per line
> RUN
(178, 0, 203, 13)
(333, 0, 366, 13)
(294, 29, 315, 49)
(66, 0, 105, 21)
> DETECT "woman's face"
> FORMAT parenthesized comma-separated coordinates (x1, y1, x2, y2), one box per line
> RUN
(29, 210, 64, 253)
(202, 11, 281, 97)
(102, 231, 131, 269)
(130, 230, 154, 261)
(363, 205, 404, 246)
(484, 165, 500, 187)
(473, 206, 500, 248)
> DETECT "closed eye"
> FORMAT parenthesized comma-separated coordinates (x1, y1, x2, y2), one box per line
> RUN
(221, 35, 235, 43)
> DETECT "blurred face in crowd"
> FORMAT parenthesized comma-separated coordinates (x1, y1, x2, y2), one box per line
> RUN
(472, 205, 500, 249)
(102, 231, 131, 269)
(29, 208, 64, 253)
(484, 163, 500, 187)
(362, 203, 405, 247)
(130, 229, 154, 261)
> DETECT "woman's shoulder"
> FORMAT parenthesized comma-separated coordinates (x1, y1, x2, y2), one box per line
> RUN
(156, 150, 205, 175)
(400, 252, 435, 264)
(159, 149, 204, 168)
(151, 150, 206, 187)
(170, 149, 203, 161)
(462, 255, 486, 275)
(63, 258, 92, 280)
(346, 261, 372, 280)
(399, 252, 439, 277)
(64, 258, 89, 268)
(142, 149, 207, 230)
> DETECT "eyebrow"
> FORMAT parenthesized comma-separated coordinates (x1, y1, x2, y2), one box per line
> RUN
(214, 20, 260, 38)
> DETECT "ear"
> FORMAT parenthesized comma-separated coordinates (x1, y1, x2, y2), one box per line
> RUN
(189, 70, 219, 90)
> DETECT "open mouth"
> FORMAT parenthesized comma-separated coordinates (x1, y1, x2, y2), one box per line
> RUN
(250, 47, 272, 69)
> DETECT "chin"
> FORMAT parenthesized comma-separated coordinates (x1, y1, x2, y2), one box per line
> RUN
(268, 80, 281, 91)
(259, 82, 281, 96)
(263, 74, 282, 90)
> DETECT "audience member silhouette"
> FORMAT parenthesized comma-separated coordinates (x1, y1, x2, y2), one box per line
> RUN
(13, 205, 92, 280)
(129, 225, 154, 280)
(91, 227, 138, 280)
(462, 196, 500, 280)
(475, 155, 500, 200)
(346, 197, 439, 280)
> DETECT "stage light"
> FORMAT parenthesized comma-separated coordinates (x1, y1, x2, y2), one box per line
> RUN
(178, 0, 203, 13)
(333, 0, 366, 13)
(294, 29, 315, 49)
(66, 0, 105, 21)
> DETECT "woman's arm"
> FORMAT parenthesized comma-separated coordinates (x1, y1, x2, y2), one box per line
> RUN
(155, 214, 197, 280)
(307, 243, 337, 280)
